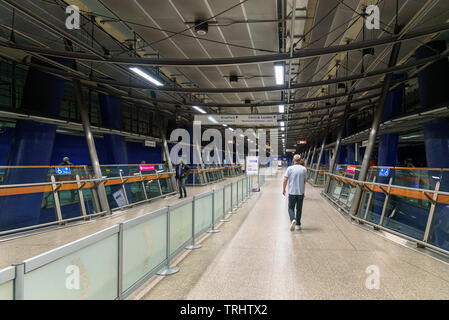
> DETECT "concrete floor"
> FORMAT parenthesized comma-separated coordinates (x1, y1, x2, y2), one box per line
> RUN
(136, 174, 449, 300)
(0, 176, 242, 269)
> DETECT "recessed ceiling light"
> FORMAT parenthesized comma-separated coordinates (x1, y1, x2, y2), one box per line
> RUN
(274, 62, 285, 85)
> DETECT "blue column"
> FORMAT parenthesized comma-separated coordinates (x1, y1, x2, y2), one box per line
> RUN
(345, 119, 357, 164)
(98, 94, 128, 165)
(415, 40, 449, 249)
(374, 74, 404, 219)
(0, 58, 67, 231)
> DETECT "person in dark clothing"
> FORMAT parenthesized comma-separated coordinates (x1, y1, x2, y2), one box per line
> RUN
(175, 159, 191, 198)
(59, 157, 73, 166)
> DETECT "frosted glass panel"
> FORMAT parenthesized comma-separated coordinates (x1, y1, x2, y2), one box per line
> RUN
(225, 186, 232, 213)
(123, 213, 167, 292)
(214, 190, 224, 221)
(0, 280, 13, 300)
(170, 202, 193, 254)
(194, 195, 212, 235)
(24, 234, 119, 300)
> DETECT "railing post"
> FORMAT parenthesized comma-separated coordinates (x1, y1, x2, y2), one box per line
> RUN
(157, 207, 180, 276)
(314, 137, 326, 185)
(378, 177, 393, 228)
(119, 171, 130, 205)
(76, 174, 88, 219)
(363, 177, 376, 220)
(118, 223, 123, 300)
(422, 181, 440, 243)
(13, 263, 25, 300)
(156, 173, 163, 197)
(50, 175, 63, 225)
(140, 172, 148, 200)
(221, 187, 230, 222)
(186, 198, 202, 250)
(208, 190, 220, 233)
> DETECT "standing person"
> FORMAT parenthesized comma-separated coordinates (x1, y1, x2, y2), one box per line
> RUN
(282, 154, 308, 231)
(175, 158, 191, 199)
(59, 157, 73, 166)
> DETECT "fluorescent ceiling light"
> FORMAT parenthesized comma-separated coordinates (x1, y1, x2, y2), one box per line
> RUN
(193, 106, 207, 114)
(129, 67, 163, 86)
(281, 127, 285, 132)
(222, 124, 228, 127)
(274, 63, 284, 85)
(280, 122, 285, 127)
(228, 128, 234, 132)
(279, 105, 285, 113)
(208, 115, 218, 124)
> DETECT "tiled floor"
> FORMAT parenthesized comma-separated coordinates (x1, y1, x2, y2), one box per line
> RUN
(0, 176, 243, 269)
(139, 174, 449, 300)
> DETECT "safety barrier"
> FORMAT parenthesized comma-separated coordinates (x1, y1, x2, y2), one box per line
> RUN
(0, 164, 177, 236)
(323, 167, 449, 255)
(0, 175, 258, 300)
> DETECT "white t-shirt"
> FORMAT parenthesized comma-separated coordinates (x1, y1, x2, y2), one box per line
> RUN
(284, 164, 307, 195)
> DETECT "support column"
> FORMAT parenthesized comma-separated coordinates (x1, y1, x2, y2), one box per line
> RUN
(416, 40, 449, 248)
(349, 41, 402, 217)
(74, 80, 110, 214)
(157, 116, 177, 191)
(314, 137, 326, 184)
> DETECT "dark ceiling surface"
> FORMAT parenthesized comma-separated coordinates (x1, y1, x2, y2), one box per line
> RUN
(0, 0, 448, 150)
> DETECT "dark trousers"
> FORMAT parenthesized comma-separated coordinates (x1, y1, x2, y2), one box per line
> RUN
(178, 177, 187, 197)
(288, 194, 304, 225)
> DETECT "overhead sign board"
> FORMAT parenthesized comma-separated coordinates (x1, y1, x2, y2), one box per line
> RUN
(144, 140, 156, 147)
(194, 114, 278, 126)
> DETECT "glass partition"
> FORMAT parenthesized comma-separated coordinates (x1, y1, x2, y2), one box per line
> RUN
(23, 232, 119, 300)
(169, 201, 193, 255)
(194, 194, 213, 236)
(122, 211, 167, 292)
(214, 189, 224, 222)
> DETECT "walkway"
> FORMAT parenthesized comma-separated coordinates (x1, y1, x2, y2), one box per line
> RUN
(0, 176, 243, 269)
(136, 174, 449, 300)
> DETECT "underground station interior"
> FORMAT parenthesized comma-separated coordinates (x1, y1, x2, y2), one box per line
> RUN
(0, 0, 448, 306)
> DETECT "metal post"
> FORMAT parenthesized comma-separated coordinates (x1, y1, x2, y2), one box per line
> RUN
(118, 223, 123, 300)
(221, 187, 230, 222)
(208, 191, 220, 233)
(73, 79, 110, 214)
(76, 174, 88, 219)
(423, 181, 440, 243)
(13, 263, 24, 300)
(349, 41, 402, 217)
(157, 207, 180, 275)
(378, 177, 393, 227)
(156, 174, 163, 197)
(140, 172, 148, 200)
(186, 198, 201, 250)
(50, 175, 63, 225)
(119, 171, 129, 205)
(158, 118, 177, 191)
(363, 177, 376, 220)
(308, 143, 317, 168)
(314, 137, 326, 185)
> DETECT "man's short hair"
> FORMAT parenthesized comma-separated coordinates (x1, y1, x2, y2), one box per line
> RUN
(293, 154, 301, 162)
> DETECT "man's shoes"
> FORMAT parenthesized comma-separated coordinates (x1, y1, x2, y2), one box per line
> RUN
(290, 219, 296, 231)
(295, 225, 301, 231)
(179, 196, 183, 199)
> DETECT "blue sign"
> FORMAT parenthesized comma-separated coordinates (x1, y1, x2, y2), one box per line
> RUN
(379, 168, 390, 177)
(56, 167, 71, 175)
(158, 165, 164, 170)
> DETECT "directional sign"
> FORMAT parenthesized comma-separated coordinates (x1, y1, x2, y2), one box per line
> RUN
(56, 167, 71, 175)
(194, 114, 278, 126)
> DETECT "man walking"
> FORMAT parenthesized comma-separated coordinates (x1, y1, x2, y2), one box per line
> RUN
(283, 154, 307, 231)
(175, 158, 191, 199)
